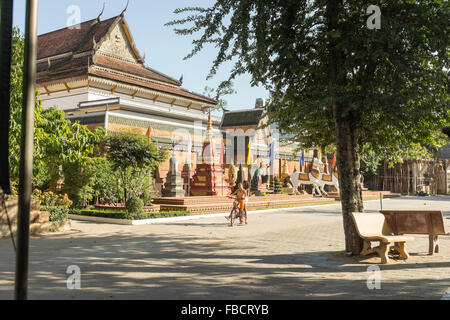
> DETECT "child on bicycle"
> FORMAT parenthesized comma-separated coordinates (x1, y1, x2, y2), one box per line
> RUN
(226, 182, 249, 224)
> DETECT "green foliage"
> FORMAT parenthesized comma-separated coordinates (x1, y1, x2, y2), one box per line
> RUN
(125, 196, 145, 220)
(273, 177, 283, 194)
(8, 28, 106, 191)
(69, 208, 190, 220)
(166, 0, 450, 173)
(89, 157, 120, 205)
(69, 208, 129, 220)
(360, 147, 382, 182)
(62, 160, 95, 207)
(104, 133, 168, 202)
(41, 205, 69, 222)
(203, 81, 236, 114)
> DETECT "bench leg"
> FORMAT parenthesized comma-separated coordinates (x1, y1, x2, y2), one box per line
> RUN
(395, 242, 409, 260)
(361, 240, 375, 256)
(377, 242, 390, 264)
(428, 235, 439, 255)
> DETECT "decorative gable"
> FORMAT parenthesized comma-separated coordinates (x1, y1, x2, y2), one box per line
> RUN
(97, 22, 138, 63)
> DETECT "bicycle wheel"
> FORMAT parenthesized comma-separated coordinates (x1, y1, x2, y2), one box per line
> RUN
(230, 207, 236, 227)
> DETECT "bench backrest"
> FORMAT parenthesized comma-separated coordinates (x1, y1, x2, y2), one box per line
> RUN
(380, 210, 448, 236)
(351, 212, 393, 238)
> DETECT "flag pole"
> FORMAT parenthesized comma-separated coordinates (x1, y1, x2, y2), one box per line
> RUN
(15, 0, 38, 300)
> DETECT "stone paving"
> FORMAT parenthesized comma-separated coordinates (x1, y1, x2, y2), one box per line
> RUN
(0, 196, 449, 300)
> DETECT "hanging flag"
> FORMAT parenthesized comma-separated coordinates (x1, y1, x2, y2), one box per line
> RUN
(246, 138, 252, 165)
(332, 153, 336, 170)
(268, 142, 274, 166)
(300, 150, 305, 168)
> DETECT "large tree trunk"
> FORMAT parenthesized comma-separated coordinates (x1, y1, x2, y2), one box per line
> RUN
(327, 0, 364, 255)
(334, 118, 364, 254)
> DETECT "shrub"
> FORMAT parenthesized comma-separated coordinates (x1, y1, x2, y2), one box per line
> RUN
(69, 208, 189, 220)
(273, 177, 283, 194)
(41, 205, 69, 222)
(125, 197, 145, 220)
(104, 133, 168, 202)
(36, 190, 73, 207)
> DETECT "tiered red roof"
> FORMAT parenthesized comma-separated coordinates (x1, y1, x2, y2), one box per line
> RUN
(36, 15, 216, 105)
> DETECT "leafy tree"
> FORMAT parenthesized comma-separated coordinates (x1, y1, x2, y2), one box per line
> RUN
(104, 133, 168, 203)
(203, 81, 236, 114)
(9, 28, 105, 191)
(167, 1, 450, 254)
(89, 157, 120, 205)
(62, 157, 117, 207)
(360, 146, 381, 183)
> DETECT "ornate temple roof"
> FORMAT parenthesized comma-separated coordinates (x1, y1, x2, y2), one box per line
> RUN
(220, 109, 265, 128)
(36, 15, 216, 105)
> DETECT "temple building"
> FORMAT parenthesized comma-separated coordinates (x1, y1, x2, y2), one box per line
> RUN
(220, 99, 315, 180)
(36, 14, 224, 194)
(35, 12, 322, 196)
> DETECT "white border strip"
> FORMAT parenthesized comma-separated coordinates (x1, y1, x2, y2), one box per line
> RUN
(68, 199, 388, 226)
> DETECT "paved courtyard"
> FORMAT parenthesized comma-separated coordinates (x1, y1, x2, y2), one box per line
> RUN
(0, 196, 449, 300)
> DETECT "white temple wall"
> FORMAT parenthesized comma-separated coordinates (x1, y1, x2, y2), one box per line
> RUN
(39, 89, 89, 111)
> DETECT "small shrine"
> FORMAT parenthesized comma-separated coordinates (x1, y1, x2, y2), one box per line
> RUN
(189, 113, 230, 196)
(162, 148, 185, 197)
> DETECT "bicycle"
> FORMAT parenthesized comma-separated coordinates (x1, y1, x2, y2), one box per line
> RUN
(227, 196, 246, 227)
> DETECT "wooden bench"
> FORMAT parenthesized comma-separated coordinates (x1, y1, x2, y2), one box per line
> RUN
(380, 210, 449, 255)
(351, 212, 415, 264)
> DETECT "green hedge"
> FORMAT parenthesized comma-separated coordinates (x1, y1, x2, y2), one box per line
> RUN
(69, 209, 189, 220)
(41, 206, 69, 222)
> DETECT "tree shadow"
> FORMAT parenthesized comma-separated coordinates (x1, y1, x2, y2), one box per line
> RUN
(1, 230, 449, 300)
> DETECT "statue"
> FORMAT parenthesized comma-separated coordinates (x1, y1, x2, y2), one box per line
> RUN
(234, 164, 244, 192)
(251, 165, 262, 191)
(289, 158, 325, 196)
(228, 163, 237, 189)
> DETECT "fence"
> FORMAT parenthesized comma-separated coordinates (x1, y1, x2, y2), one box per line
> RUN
(371, 159, 449, 195)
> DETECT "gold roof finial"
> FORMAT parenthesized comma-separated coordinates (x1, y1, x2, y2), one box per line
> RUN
(121, 0, 130, 18)
(96, 2, 105, 23)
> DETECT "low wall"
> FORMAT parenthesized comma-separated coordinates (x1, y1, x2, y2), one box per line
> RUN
(0, 199, 60, 239)
(0, 199, 19, 238)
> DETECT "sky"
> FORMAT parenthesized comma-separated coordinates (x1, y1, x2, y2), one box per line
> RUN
(12, 0, 268, 111)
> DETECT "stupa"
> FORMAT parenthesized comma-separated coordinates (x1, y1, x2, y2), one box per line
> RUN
(190, 112, 230, 196)
(162, 147, 185, 197)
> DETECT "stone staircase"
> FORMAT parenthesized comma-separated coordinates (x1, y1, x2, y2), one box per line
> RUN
(153, 194, 335, 214)
(1, 199, 50, 238)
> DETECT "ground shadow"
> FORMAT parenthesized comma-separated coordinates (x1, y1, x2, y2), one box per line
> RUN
(1, 230, 449, 300)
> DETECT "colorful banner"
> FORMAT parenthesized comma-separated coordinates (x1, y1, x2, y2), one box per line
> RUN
(300, 150, 305, 168)
(246, 139, 252, 165)
(332, 153, 336, 170)
(268, 142, 274, 167)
